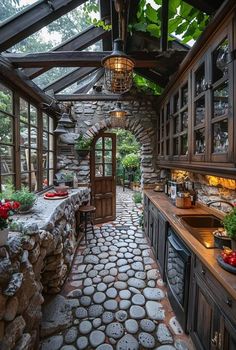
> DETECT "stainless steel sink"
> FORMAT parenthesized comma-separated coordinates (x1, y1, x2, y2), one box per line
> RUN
(178, 214, 222, 228)
(177, 214, 223, 248)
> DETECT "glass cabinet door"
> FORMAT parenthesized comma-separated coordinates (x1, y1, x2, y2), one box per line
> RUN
(209, 32, 233, 163)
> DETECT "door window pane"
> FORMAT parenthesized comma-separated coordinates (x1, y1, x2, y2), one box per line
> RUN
(95, 151, 103, 163)
(31, 150, 38, 170)
(105, 151, 112, 163)
(104, 137, 112, 150)
(213, 119, 228, 153)
(0, 113, 13, 144)
(213, 82, 228, 118)
(174, 93, 179, 113)
(195, 97, 205, 125)
(104, 164, 112, 176)
(174, 116, 180, 134)
(1, 175, 14, 190)
(195, 128, 205, 154)
(43, 114, 48, 130)
(95, 164, 103, 177)
(43, 132, 49, 150)
(95, 138, 103, 150)
(181, 84, 188, 107)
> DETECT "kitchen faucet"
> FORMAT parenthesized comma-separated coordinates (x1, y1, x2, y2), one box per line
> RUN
(207, 200, 234, 209)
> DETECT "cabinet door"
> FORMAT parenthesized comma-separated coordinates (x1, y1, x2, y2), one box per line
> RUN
(157, 212, 168, 279)
(190, 273, 219, 350)
(152, 215, 159, 257)
(148, 210, 154, 245)
(219, 316, 236, 350)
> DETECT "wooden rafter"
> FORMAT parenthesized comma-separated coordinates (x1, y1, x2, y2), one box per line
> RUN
(110, 0, 119, 42)
(24, 24, 110, 79)
(160, 0, 169, 52)
(4, 50, 187, 69)
(0, 0, 87, 52)
(184, 0, 222, 14)
(0, 56, 59, 110)
(99, 0, 112, 51)
(44, 67, 97, 93)
(55, 94, 134, 101)
(135, 68, 168, 88)
(73, 68, 104, 94)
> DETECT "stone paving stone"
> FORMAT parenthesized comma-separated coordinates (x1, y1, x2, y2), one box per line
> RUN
(125, 319, 139, 334)
(88, 305, 104, 318)
(97, 282, 107, 292)
(104, 299, 118, 311)
(106, 287, 118, 299)
(132, 293, 145, 306)
(116, 334, 139, 350)
(119, 289, 131, 299)
(143, 287, 165, 301)
(140, 319, 156, 333)
(76, 336, 88, 350)
(119, 300, 131, 310)
(106, 322, 124, 339)
(102, 311, 114, 324)
(156, 323, 173, 344)
(79, 320, 92, 335)
(41, 335, 63, 350)
(146, 301, 165, 320)
(169, 316, 183, 335)
(96, 344, 113, 350)
(129, 305, 146, 319)
(114, 281, 127, 290)
(139, 332, 156, 348)
(115, 310, 128, 322)
(128, 277, 146, 289)
(89, 330, 105, 347)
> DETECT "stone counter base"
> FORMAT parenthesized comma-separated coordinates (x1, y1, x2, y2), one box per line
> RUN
(0, 188, 89, 350)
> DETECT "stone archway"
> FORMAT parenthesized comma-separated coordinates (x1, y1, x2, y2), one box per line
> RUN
(77, 116, 159, 187)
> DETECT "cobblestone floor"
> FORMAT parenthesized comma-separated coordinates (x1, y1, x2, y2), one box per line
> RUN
(40, 187, 194, 350)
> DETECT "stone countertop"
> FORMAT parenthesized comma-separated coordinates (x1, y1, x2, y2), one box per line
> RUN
(144, 190, 236, 300)
(13, 188, 90, 231)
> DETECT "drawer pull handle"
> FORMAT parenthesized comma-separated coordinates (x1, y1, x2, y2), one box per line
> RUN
(211, 331, 218, 346)
(201, 269, 206, 275)
(226, 298, 232, 307)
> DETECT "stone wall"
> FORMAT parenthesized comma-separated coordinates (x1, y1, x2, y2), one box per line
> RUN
(171, 170, 236, 213)
(0, 188, 89, 350)
(57, 97, 159, 187)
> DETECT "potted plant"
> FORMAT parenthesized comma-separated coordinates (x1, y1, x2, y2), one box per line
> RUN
(63, 172, 74, 187)
(75, 135, 92, 157)
(11, 186, 36, 213)
(222, 206, 236, 250)
(0, 199, 20, 246)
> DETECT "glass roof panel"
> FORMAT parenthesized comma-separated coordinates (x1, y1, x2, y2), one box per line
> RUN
(0, 0, 39, 23)
(59, 71, 100, 94)
(33, 68, 77, 89)
(9, 0, 100, 53)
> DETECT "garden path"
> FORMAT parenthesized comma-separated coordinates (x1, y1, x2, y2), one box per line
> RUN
(40, 187, 193, 350)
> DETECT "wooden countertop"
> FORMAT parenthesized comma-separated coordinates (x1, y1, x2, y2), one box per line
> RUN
(144, 190, 236, 300)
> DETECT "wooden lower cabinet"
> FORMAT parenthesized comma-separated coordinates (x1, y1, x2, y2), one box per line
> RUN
(190, 261, 236, 350)
(143, 195, 149, 238)
(157, 211, 168, 279)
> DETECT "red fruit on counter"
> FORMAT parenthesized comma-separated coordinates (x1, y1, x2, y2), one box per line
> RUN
(45, 192, 56, 197)
(221, 252, 230, 264)
(228, 257, 236, 267)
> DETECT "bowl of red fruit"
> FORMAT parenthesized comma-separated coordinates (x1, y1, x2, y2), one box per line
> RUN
(217, 247, 236, 274)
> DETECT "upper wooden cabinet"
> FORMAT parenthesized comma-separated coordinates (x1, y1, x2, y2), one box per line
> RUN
(157, 15, 236, 177)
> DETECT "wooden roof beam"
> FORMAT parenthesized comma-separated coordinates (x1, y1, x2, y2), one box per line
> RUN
(44, 67, 97, 93)
(55, 93, 134, 101)
(4, 50, 187, 68)
(0, 0, 87, 52)
(184, 0, 222, 14)
(99, 0, 112, 51)
(24, 24, 110, 79)
(160, 0, 169, 52)
(135, 68, 168, 88)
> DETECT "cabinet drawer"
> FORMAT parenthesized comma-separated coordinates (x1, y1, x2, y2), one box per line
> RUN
(149, 202, 158, 216)
(194, 257, 236, 324)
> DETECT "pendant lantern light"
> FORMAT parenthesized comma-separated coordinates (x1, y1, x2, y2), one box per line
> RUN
(59, 112, 74, 128)
(109, 102, 127, 118)
(53, 122, 68, 135)
(102, 38, 134, 94)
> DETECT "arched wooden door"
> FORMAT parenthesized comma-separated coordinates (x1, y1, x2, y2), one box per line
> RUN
(91, 133, 116, 224)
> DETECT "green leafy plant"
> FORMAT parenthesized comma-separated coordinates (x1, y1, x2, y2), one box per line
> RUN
(62, 172, 74, 182)
(121, 153, 140, 170)
(75, 135, 92, 151)
(11, 186, 36, 212)
(222, 207, 236, 239)
(0, 183, 15, 200)
(133, 191, 142, 204)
